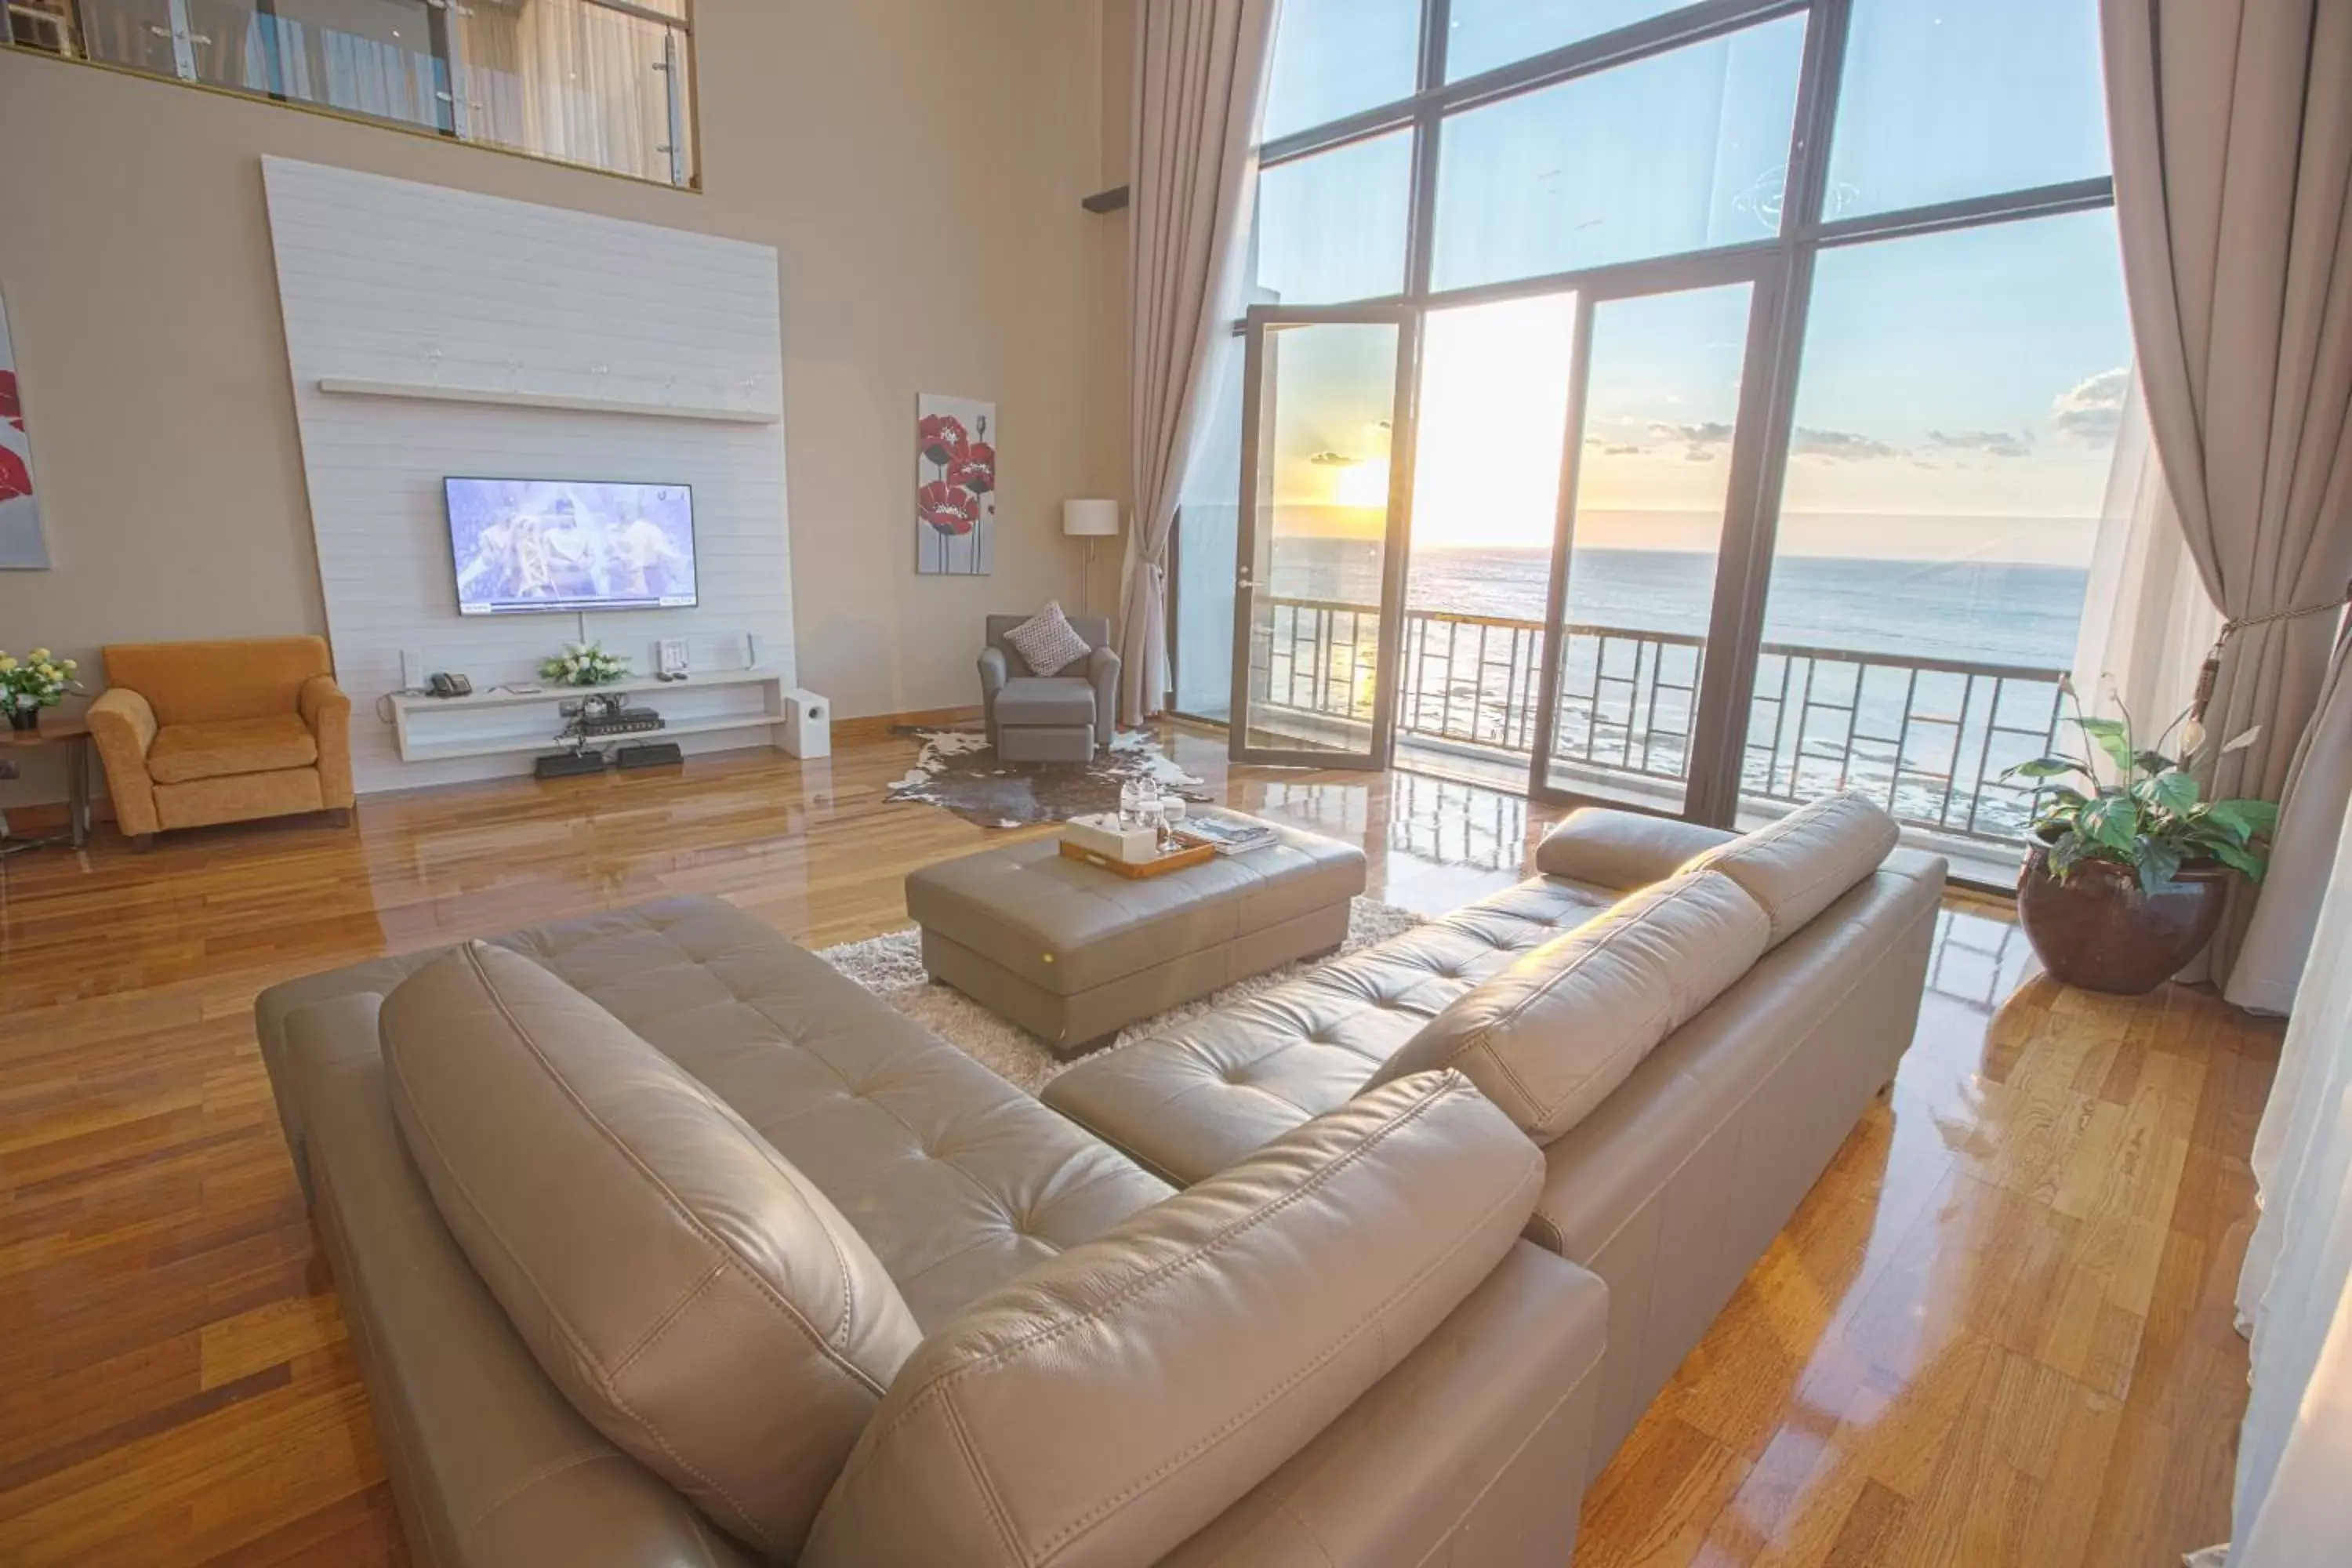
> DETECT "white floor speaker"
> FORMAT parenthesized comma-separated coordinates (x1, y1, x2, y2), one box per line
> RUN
(781, 687, 830, 759)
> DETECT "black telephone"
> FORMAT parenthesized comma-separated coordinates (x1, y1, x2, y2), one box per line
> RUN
(426, 673, 473, 699)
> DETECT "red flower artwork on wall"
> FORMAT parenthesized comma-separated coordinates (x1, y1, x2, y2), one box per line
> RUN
(0, 292, 49, 568)
(915, 397, 996, 574)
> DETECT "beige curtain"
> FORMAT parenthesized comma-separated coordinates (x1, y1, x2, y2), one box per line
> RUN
(2100, 0, 2352, 1003)
(1117, 0, 1279, 726)
(2071, 367, 2223, 735)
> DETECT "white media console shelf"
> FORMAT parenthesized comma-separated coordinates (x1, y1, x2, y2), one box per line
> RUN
(388, 670, 797, 764)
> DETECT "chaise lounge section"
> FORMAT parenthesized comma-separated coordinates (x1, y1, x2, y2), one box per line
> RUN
(1045, 792, 1947, 1466)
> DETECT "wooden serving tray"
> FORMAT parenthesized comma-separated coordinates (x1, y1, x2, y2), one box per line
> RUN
(1058, 837, 1215, 879)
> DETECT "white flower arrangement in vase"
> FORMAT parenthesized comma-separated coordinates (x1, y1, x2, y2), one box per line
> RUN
(0, 646, 82, 731)
(540, 641, 630, 687)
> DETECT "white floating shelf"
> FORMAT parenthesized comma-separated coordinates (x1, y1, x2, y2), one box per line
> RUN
(317, 376, 782, 425)
(389, 670, 802, 764)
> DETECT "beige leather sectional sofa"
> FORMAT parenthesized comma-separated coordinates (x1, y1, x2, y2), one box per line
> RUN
(255, 791, 1941, 1566)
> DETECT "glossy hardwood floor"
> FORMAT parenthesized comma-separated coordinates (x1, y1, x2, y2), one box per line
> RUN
(0, 728, 2277, 1566)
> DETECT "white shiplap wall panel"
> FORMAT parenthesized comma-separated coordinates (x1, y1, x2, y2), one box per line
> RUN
(262, 157, 794, 794)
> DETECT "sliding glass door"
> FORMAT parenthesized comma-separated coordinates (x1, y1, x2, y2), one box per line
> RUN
(1529, 277, 1766, 813)
(1171, 0, 2124, 875)
(1230, 311, 1420, 768)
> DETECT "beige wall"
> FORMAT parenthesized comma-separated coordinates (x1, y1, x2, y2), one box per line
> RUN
(0, 0, 1130, 804)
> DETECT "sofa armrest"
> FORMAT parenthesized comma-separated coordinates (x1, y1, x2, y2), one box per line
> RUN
(801, 1073, 1543, 1568)
(86, 687, 161, 840)
(1087, 643, 1121, 743)
(1534, 807, 1735, 888)
(978, 646, 1008, 736)
(299, 674, 354, 808)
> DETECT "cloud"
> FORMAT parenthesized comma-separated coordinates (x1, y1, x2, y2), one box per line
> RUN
(1926, 428, 2034, 458)
(2052, 367, 2129, 441)
(1307, 449, 1359, 466)
(1599, 442, 1644, 456)
(1650, 420, 1733, 445)
(1791, 426, 1897, 461)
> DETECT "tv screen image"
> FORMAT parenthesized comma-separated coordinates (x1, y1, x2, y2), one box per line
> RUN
(447, 477, 698, 615)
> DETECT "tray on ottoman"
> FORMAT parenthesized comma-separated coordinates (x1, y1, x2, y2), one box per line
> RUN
(906, 813, 1367, 1058)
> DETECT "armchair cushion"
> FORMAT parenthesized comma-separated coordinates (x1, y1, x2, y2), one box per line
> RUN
(147, 714, 318, 784)
(801, 1072, 1542, 1567)
(1000, 601, 1094, 677)
(993, 676, 1097, 728)
(101, 635, 331, 724)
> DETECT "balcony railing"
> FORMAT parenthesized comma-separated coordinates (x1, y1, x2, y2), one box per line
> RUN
(1248, 597, 2067, 848)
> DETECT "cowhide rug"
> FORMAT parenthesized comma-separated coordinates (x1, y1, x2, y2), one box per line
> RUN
(884, 726, 1212, 829)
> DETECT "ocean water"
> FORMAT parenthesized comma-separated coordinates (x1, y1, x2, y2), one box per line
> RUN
(1269, 539, 2089, 669)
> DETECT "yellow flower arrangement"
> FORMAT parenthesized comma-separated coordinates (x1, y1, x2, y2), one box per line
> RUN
(0, 645, 82, 726)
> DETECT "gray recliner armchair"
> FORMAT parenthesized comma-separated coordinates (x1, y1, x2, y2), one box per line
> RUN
(980, 613, 1119, 762)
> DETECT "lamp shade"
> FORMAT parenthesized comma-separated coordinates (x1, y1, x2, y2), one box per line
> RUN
(1062, 499, 1121, 538)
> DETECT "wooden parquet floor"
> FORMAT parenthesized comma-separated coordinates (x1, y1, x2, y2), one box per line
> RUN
(0, 727, 2278, 1565)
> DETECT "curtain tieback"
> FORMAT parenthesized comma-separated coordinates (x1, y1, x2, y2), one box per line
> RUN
(2192, 579, 2352, 719)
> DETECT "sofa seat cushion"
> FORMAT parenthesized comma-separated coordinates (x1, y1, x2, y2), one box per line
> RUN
(993, 675, 1096, 727)
(257, 897, 1173, 1330)
(1042, 872, 1618, 1185)
(380, 942, 924, 1559)
(147, 713, 318, 783)
(1682, 790, 1900, 947)
(1367, 869, 1771, 1142)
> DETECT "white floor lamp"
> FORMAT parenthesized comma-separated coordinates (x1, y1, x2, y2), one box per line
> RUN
(1062, 499, 1121, 619)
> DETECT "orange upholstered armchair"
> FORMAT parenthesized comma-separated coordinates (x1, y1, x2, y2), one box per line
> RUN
(85, 637, 354, 848)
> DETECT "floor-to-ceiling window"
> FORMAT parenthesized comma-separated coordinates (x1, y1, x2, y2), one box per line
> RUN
(1169, 0, 2128, 877)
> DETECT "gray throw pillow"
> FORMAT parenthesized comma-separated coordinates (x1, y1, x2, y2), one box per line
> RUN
(1004, 602, 1093, 677)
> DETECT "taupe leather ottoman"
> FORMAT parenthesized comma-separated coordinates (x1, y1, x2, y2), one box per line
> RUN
(906, 818, 1367, 1056)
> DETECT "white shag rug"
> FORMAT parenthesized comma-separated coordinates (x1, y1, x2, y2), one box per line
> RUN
(815, 895, 1424, 1094)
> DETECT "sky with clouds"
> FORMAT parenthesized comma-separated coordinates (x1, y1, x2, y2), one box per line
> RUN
(1247, 0, 2128, 566)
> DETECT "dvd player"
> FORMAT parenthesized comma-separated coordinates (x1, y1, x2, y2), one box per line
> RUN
(575, 708, 666, 738)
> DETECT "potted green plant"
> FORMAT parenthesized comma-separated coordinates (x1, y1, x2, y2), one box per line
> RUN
(540, 642, 630, 687)
(0, 646, 82, 731)
(2004, 678, 2275, 995)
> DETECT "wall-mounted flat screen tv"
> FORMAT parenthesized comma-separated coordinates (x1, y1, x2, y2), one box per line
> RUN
(447, 477, 698, 615)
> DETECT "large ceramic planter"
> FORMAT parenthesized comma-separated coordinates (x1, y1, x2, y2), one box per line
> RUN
(2016, 847, 2231, 996)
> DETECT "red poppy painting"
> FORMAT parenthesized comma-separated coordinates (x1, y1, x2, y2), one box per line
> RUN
(916, 394, 995, 574)
(0, 293, 46, 569)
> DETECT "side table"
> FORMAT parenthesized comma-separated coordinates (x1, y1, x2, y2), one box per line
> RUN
(0, 717, 96, 855)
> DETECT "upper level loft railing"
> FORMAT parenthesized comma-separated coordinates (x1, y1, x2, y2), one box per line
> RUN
(4, 0, 696, 188)
(1249, 596, 2067, 848)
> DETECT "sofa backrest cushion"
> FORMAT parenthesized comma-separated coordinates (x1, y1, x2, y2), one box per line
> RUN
(1367, 869, 1770, 1144)
(103, 636, 330, 725)
(1680, 791, 1900, 948)
(379, 942, 922, 1560)
(800, 1072, 1541, 1568)
(1534, 808, 1737, 890)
